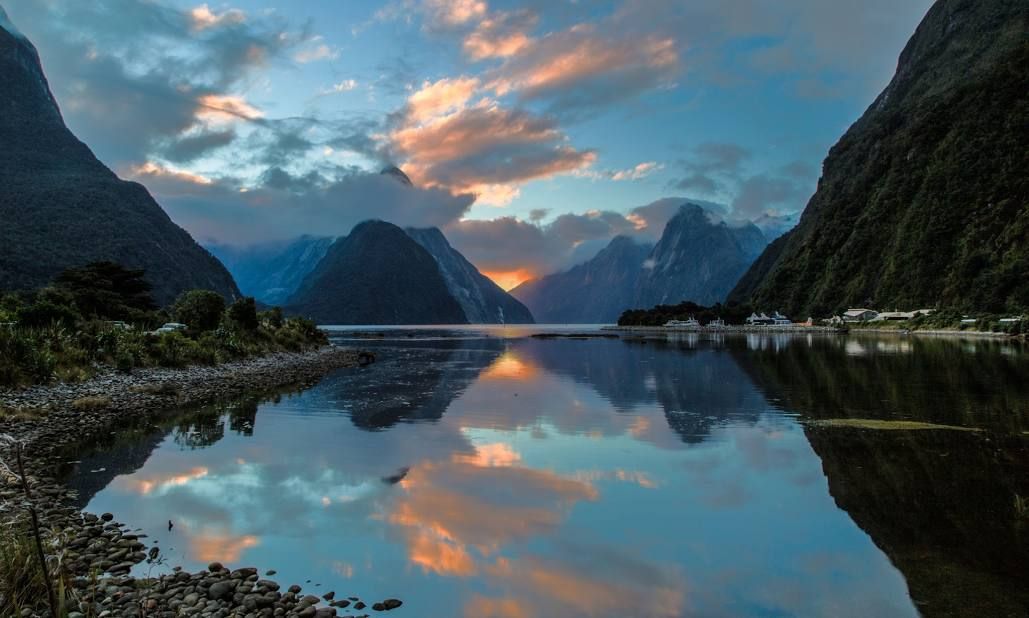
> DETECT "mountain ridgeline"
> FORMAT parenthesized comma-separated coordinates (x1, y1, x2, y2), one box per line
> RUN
(404, 227, 534, 324)
(731, 0, 1029, 316)
(0, 7, 240, 305)
(512, 204, 768, 323)
(208, 236, 335, 306)
(287, 221, 533, 325)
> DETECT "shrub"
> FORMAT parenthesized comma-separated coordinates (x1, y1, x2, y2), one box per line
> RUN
(71, 395, 112, 411)
(172, 290, 226, 332)
(226, 297, 259, 331)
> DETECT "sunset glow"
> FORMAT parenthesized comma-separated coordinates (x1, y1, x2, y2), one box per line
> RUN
(482, 269, 535, 291)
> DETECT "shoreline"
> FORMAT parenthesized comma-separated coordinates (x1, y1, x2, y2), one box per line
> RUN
(0, 346, 400, 617)
(603, 325, 1016, 339)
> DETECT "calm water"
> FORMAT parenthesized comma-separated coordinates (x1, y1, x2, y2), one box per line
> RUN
(66, 329, 1029, 617)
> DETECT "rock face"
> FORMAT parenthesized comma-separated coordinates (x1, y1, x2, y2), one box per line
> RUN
(288, 220, 468, 324)
(0, 8, 240, 305)
(511, 235, 653, 324)
(208, 236, 335, 306)
(633, 204, 767, 308)
(731, 0, 1029, 316)
(405, 227, 534, 324)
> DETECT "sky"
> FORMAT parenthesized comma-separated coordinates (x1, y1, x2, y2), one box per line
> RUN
(4, 0, 934, 289)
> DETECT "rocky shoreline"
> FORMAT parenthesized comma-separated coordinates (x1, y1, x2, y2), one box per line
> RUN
(1, 346, 402, 617)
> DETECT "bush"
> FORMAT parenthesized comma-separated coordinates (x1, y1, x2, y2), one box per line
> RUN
(172, 290, 226, 332)
(226, 297, 259, 331)
(71, 395, 111, 411)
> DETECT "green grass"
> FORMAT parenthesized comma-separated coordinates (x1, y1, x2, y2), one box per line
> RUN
(808, 419, 983, 432)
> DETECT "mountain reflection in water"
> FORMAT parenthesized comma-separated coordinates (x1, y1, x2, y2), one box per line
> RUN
(65, 331, 1029, 617)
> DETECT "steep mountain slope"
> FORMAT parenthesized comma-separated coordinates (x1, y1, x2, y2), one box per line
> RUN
(633, 204, 767, 308)
(208, 236, 334, 306)
(731, 0, 1029, 315)
(511, 236, 653, 323)
(288, 221, 468, 324)
(405, 227, 534, 324)
(0, 8, 239, 305)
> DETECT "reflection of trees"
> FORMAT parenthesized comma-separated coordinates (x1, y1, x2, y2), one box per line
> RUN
(173, 411, 225, 450)
(737, 335, 1029, 616)
(805, 426, 1029, 617)
(317, 338, 505, 430)
(517, 337, 768, 443)
(229, 400, 258, 436)
(735, 335, 1029, 433)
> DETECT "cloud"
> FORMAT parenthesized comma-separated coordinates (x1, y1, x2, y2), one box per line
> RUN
(388, 79, 596, 204)
(422, 0, 488, 29)
(293, 40, 340, 63)
(463, 9, 536, 60)
(669, 142, 817, 219)
(189, 4, 246, 31)
(132, 166, 474, 245)
(160, 128, 237, 163)
(5, 0, 306, 169)
(323, 79, 358, 94)
(487, 23, 679, 116)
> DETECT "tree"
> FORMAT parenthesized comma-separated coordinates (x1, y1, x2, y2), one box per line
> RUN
(172, 290, 226, 332)
(227, 297, 259, 331)
(54, 261, 156, 320)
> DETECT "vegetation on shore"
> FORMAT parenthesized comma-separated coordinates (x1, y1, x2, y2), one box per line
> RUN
(617, 301, 758, 327)
(0, 262, 326, 389)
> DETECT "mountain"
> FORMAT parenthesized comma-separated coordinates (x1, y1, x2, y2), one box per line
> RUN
(633, 204, 768, 308)
(731, 0, 1029, 316)
(288, 220, 468, 325)
(405, 227, 534, 324)
(511, 236, 653, 323)
(0, 7, 239, 305)
(207, 235, 334, 306)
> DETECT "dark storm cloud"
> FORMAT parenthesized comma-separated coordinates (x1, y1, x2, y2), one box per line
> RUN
(162, 129, 237, 164)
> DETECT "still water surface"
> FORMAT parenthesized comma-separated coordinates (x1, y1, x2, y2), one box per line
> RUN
(66, 329, 1029, 617)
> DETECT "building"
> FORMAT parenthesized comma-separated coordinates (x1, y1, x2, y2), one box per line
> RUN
(842, 308, 879, 322)
(770, 311, 791, 325)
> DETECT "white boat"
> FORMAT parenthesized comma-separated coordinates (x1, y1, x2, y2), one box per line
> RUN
(665, 317, 701, 328)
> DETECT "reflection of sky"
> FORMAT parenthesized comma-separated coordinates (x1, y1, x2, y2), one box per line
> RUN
(78, 336, 919, 617)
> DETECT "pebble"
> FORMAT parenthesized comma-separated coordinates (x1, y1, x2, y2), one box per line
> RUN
(0, 347, 410, 617)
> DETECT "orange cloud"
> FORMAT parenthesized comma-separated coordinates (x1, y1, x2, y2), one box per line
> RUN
(196, 94, 263, 124)
(481, 268, 535, 291)
(480, 556, 685, 617)
(464, 595, 532, 618)
(190, 4, 245, 31)
(118, 466, 210, 495)
(387, 459, 597, 575)
(130, 161, 213, 186)
(424, 0, 487, 27)
(452, 442, 522, 467)
(189, 532, 259, 563)
(463, 11, 537, 60)
(406, 77, 480, 125)
(491, 31, 677, 97)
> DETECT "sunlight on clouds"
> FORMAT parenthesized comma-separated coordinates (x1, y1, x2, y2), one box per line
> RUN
(424, 0, 488, 27)
(189, 4, 246, 31)
(479, 351, 539, 381)
(116, 466, 209, 495)
(406, 76, 481, 125)
(195, 94, 264, 124)
(131, 161, 213, 186)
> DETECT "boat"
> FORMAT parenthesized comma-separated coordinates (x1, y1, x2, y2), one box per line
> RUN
(665, 317, 701, 329)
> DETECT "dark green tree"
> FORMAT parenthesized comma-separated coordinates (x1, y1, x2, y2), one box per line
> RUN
(54, 261, 156, 320)
(172, 290, 226, 332)
(226, 297, 259, 331)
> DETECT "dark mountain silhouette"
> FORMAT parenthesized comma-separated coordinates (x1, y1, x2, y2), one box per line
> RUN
(0, 7, 239, 304)
(288, 220, 468, 324)
(406, 227, 534, 324)
(731, 0, 1029, 315)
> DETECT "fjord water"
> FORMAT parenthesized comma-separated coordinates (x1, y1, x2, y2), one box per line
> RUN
(66, 330, 1029, 617)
